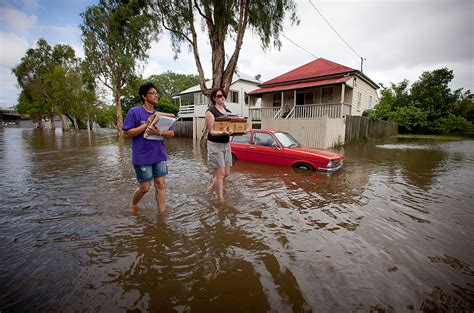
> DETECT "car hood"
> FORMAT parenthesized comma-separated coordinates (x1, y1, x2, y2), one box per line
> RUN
(289, 147, 343, 160)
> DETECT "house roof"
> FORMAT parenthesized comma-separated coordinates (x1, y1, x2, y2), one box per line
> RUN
(248, 76, 352, 95)
(261, 58, 356, 86)
(177, 70, 259, 96)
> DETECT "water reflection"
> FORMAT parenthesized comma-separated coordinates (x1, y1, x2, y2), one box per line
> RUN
(0, 128, 473, 312)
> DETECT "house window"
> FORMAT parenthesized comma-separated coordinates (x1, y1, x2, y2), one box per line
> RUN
(272, 94, 282, 107)
(244, 92, 249, 105)
(357, 92, 362, 109)
(369, 95, 373, 109)
(228, 90, 239, 103)
(322, 87, 334, 103)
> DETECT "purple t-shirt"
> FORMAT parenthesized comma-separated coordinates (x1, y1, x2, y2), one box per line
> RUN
(122, 106, 167, 165)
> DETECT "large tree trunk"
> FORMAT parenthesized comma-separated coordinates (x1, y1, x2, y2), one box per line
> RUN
(60, 115, 70, 131)
(115, 88, 123, 138)
(72, 118, 79, 131)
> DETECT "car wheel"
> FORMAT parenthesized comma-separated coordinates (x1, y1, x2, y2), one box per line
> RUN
(292, 162, 315, 172)
(231, 153, 237, 164)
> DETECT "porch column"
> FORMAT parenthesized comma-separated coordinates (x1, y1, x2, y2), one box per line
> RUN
(340, 84, 345, 117)
(293, 90, 296, 108)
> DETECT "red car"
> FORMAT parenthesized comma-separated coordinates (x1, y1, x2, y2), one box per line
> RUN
(230, 129, 343, 172)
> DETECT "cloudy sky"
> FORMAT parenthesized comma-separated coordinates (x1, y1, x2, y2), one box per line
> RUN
(0, 0, 472, 108)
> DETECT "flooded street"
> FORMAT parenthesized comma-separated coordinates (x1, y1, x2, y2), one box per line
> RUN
(1, 127, 473, 312)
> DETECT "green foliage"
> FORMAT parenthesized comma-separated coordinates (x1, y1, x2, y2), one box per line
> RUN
(410, 68, 460, 121)
(152, 0, 298, 93)
(11, 38, 97, 129)
(453, 91, 474, 123)
(120, 71, 199, 117)
(369, 68, 473, 135)
(80, 0, 159, 133)
(95, 105, 117, 128)
(148, 71, 200, 101)
(388, 105, 428, 134)
(156, 98, 179, 116)
(430, 114, 474, 136)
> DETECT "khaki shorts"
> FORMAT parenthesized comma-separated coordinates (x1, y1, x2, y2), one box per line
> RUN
(207, 140, 232, 168)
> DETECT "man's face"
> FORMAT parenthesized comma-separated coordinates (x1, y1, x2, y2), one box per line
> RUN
(144, 88, 159, 104)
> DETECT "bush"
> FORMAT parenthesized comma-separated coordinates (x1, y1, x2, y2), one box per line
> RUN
(156, 98, 179, 116)
(431, 114, 474, 136)
(388, 105, 428, 134)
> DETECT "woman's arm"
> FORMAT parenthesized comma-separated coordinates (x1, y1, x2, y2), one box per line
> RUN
(206, 111, 232, 136)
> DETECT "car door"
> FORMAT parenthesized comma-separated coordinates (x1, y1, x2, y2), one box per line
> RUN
(230, 132, 251, 161)
(248, 132, 284, 166)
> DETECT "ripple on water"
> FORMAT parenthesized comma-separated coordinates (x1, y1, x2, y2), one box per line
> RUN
(1, 130, 473, 311)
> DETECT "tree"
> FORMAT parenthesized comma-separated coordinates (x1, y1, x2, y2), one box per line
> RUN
(120, 71, 201, 117)
(12, 39, 54, 128)
(12, 39, 84, 130)
(152, 0, 299, 95)
(410, 68, 461, 122)
(80, 0, 159, 138)
(148, 71, 200, 101)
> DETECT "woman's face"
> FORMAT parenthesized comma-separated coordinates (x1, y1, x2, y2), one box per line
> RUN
(214, 90, 226, 105)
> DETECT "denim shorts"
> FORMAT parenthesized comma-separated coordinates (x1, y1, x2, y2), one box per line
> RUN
(133, 162, 168, 182)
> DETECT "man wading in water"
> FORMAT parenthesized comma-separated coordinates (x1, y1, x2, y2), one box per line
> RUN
(122, 82, 175, 213)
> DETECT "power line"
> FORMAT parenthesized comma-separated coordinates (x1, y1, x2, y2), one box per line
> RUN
(282, 34, 319, 59)
(308, 0, 364, 60)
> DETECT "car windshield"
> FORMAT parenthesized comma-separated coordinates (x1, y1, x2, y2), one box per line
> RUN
(274, 132, 301, 148)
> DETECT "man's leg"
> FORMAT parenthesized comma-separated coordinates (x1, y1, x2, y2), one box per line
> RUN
(154, 176, 166, 212)
(132, 181, 151, 208)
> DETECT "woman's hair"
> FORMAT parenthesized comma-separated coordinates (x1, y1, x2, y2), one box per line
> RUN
(209, 87, 227, 107)
(139, 82, 158, 103)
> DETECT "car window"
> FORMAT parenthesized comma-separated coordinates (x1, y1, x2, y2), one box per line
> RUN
(274, 132, 300, 148)
(253, 132, 276, 147)
(231, 133, 250, 143)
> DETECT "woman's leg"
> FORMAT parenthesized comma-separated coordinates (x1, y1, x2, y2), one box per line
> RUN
(214, 167, 226, 199)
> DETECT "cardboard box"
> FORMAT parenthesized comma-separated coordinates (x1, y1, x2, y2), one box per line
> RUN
(214, 121, 248, 134)
(213, 116, 247, 135)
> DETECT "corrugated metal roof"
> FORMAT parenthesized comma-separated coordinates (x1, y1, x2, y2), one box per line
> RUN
(261, 58, 356, 86)
(248, 76, 351, 95)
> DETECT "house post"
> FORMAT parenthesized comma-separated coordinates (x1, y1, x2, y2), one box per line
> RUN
(340, 83, 345, 117)
(293, 90, 296, 116)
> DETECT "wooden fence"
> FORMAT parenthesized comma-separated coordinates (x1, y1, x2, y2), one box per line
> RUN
(173, 121, 193, 137)
(345, 116, 398, 143)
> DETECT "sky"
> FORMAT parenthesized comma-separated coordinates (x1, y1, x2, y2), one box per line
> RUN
(0, 0, 473, 109)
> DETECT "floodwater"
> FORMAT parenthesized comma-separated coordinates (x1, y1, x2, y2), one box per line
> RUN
(0, 128, 473, 312)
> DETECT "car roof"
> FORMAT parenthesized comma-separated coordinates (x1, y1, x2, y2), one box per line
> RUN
(251, 129, 279, 133)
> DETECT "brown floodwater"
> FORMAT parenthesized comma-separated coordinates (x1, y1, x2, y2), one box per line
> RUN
(1, 128, 473, 312)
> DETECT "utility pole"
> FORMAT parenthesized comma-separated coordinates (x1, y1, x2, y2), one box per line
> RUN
(360, 57, 366, 72)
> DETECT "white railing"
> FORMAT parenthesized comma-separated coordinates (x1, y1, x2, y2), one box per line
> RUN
(293, 104, 340, 118)
(249, 103, 352, 120)
(249, 107, 281, 121)
(178, 104, 195, 115)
